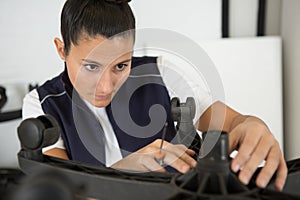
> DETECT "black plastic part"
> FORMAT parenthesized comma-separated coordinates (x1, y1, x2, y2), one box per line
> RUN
(171, 97, 201, 157)
(0, 83, 41, 123)
(281, 158, 300, 197)
(17, 115, 60, 161)
(257, 0, 266, 36)
(13, 170, 79, 200)
(28, 84, 39, 92)
(0, 85, 22, 122)
(16, 126, 300, 199)
(0, 86, 8, 110)
(222, 0, 230, 38)
(0, 110, 22, 123)
(17, 154, 178, 200)
(17, 115, 60, 151)
(0, 168, 25, 200)
(18, 118, 44, 150)
(177, 131, 251, 196)
(171, 97, 181, 121)
(14, 98, 300, 199)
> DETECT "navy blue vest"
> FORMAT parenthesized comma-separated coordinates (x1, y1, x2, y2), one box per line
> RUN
(37, 56, 177, 166)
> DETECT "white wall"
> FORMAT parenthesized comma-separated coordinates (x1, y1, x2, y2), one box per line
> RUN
(130, 0, 221, 40)
(0, 0, 65, 85)
(0, 0, 65, 167)
(281, 0, 300, 160)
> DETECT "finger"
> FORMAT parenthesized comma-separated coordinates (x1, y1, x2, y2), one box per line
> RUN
(164, 142, 187, 152)
(231, 130, 263, 172)
(170, 144, 196, 157)
(229, 125, 246, 153)
(186, 149, 196, 156)
(274, 157, 287, 191)
(155, 140, 195, 156)
(238, 134, 273, 185)
(163, 151, 192, 173)
(178, 151, 197, 168)
(166, 144, 197, 168)
(255, 146, 281, 188)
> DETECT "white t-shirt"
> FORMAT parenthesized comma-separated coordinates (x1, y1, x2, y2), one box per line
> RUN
(22, 57, 214, 167)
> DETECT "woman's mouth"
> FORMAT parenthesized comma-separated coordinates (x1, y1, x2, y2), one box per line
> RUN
(95, 94, 112, 101)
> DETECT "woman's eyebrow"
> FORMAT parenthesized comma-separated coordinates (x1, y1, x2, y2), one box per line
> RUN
(117, 59, 132, 64)
(81, 59, 103, 66)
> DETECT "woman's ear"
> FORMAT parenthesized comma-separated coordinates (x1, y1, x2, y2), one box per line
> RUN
(54, 38, 66, 61)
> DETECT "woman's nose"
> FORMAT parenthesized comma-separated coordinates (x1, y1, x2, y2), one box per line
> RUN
(96, 71, 114, 94)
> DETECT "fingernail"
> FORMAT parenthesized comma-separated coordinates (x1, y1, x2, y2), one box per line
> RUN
(232, 164, 240, 172)
(182, 165, 190, 173)
(192, 160, 197, 167)
(258, 178, 267, 188)
(277, 184, 284, 191)
(240, 174, 249, 185)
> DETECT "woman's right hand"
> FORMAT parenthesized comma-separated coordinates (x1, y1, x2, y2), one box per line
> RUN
(110, 139, 197, 173)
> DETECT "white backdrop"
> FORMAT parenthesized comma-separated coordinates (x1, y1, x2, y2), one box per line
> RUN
(201, 37, 283, 149)
(130, 0, 221, 40)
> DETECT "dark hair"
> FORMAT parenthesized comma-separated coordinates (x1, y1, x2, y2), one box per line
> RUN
(60, 0, 135, 56)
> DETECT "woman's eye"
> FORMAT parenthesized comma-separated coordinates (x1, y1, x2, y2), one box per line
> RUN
(84, 64, 99, 71)
(115, 63, 128, 71)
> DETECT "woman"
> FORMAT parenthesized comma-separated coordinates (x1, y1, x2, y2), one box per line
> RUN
(23, 0, 287, 190)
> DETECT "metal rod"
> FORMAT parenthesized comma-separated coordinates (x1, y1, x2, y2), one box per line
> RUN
(159, 122, 168, 154)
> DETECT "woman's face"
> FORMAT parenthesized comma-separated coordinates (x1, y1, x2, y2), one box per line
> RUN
(62, 34, 134, 107)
